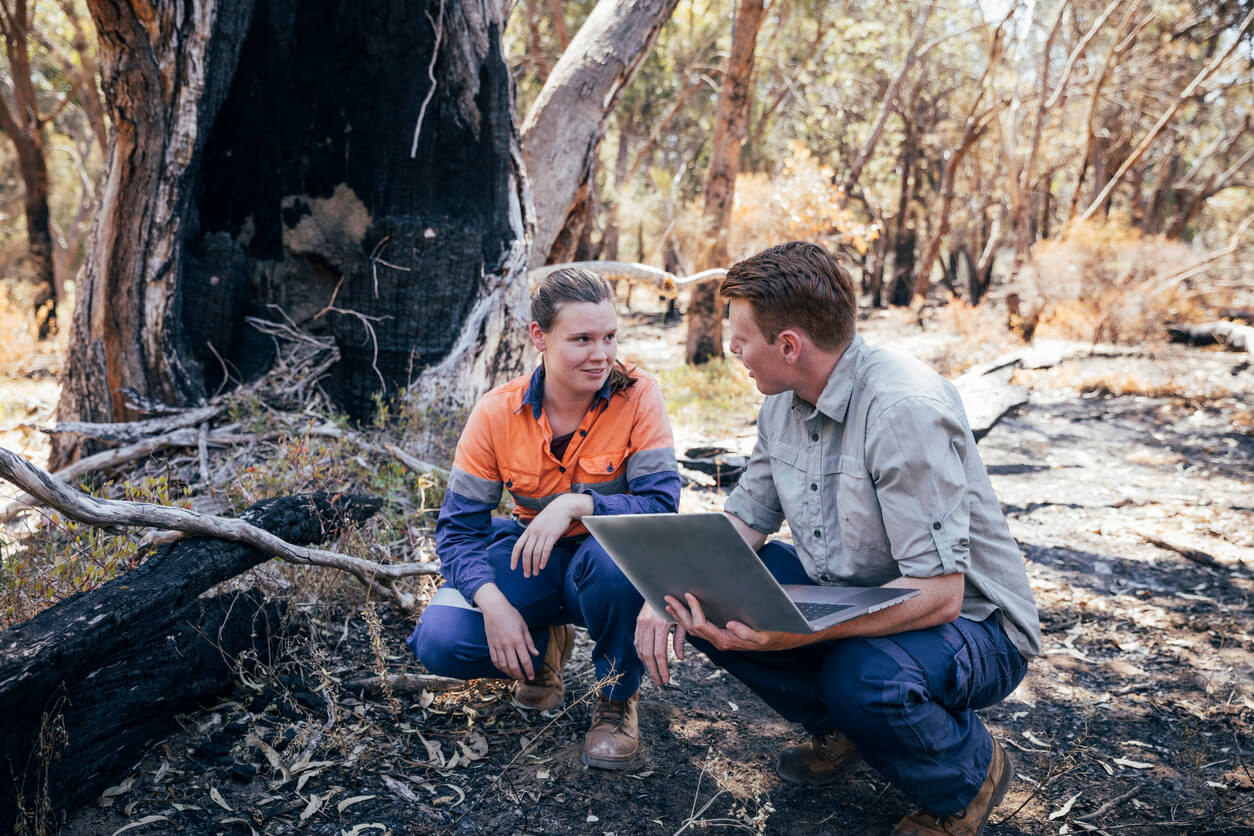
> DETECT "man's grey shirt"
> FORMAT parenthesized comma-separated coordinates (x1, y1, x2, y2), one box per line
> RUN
(725, 335, 1042, 657)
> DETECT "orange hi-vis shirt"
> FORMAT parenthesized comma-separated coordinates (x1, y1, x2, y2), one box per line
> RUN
(436, 365, 681, 600)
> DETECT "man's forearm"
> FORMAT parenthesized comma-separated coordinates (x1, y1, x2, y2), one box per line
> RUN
(776, 573, 965, 650)
(726, 512, 768, 551)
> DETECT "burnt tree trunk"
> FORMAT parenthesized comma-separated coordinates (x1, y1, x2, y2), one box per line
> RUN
(55, 0, 530, 468)
(685, 0, 766, 366)
(0, 493, 380, 831)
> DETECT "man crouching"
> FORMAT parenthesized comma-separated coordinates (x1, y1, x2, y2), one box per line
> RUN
(636, 242, 1041, 835)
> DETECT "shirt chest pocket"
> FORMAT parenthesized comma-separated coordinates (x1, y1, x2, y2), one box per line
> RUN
(833, 455, 890, 551)
(768, 441, 803, 478)
(499, 462, 543, 498)
(574, 449, 629, 493)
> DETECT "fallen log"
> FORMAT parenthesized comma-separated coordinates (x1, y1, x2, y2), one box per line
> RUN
(0, 492, 380, 832)
(1166, 321, 1253, 352)
(953, 364, 1030, 441)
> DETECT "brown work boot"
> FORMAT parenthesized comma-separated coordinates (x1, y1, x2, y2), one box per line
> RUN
(511, 624, 574, 711)
(776, 730, 862, 786)
(581, 692, 639, 770)
(891, 738, 1015, 836)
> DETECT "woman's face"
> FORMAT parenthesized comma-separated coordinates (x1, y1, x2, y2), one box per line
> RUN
(530, 299, 618, 399)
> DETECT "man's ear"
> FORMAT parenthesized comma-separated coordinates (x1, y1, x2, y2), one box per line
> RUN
(777, 329, 803, 365)
(528, 321, 547, 352)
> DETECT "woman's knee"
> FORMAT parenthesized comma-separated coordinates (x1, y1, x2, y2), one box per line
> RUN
(572, 539, 639, 600)
(407, 606, 483, 677)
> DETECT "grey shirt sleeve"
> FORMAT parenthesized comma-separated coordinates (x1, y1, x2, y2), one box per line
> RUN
(724, 421, 785, 535)
(865, 396, 972, 578)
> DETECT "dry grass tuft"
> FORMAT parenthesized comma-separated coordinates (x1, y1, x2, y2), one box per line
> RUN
(1020, 221, 1218, 346)
(656, 358, 761, 439)
(663, 142, 878, 271)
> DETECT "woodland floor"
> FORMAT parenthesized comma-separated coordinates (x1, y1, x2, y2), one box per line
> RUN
(31, 302, 1254, 836)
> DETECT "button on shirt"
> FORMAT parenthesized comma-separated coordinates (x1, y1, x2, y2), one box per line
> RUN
(724, 336, 1042, 657)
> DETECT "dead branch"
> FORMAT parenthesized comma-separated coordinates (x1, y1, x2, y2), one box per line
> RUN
(1075, 782, 1144, 822)
(302, 424, 450, 478)
(1143, 535, 1229, 572)
(1155, 214, 1254, 292)
(0, 446, 439, 613)
(384, 442, 449, 478)
(34, 404, 227, 443)
(0, 424, 270, 523)
(344, 673, 466, 694)
(528, 261, 727, 298)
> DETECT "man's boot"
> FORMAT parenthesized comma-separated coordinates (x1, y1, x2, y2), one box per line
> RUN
(891, 738, 1014, 836)
(581, 692, 639, 770)
(776, 731, 862, 786)
(512, 624, 574, 711)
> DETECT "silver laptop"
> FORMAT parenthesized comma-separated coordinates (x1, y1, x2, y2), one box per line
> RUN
(583, 512, 919, 633)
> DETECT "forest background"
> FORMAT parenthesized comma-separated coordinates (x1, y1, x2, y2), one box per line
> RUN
(0, 0, 1252, 834)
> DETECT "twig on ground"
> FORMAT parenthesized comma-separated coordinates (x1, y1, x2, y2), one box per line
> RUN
(343, 673, 466, 694)
(31, 404, 227, 444)
(1143, 535, 1227, 571)
(1075, 782, 1144, 822)
(384, 442, 448, 478)
(450, 671, 621, 829)
(674, 748, 757, 834)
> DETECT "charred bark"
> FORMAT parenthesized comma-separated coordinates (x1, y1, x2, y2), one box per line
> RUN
(0, 492, 380, 831)
(57, 0, 530, 466)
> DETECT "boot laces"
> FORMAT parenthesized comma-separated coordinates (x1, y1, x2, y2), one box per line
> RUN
(593, 698, 627, 729)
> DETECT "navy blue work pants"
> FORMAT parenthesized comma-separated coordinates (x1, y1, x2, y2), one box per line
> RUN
(687, 542, 1029, 815)
(407, 517, 644, 701)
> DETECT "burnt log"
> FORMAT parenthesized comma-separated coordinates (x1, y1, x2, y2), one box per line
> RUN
(1166, 321, 1253, 352)
(0, 492, 380, 831)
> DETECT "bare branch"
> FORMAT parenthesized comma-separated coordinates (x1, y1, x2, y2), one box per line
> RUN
(529, 260, 727, 297)
(839, 3, 935, 202)
(1044, 0, 1123, 111)
(0, 446, 439, 613)
(1078, 7, 1254, 222)
(34, 404, 228, 444)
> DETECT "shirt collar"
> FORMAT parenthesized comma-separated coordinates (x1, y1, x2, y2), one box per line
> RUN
(792, 334, 864, 424)
(517, 365, 613, 420)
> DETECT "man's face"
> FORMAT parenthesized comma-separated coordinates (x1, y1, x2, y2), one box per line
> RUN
(728, 299, 791, 395)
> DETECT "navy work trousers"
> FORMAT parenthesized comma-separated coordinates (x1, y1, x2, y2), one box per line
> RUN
(407, 517, 644, 701)
(687, 542, 1029, 815)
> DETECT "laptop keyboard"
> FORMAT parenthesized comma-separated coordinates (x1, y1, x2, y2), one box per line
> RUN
(796, 601, 852, 620)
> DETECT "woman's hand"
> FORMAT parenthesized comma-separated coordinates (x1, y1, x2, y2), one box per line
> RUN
(473, 583, 538, 680)
(511, 494, 594, 577)
(635, 602, 685, 686)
